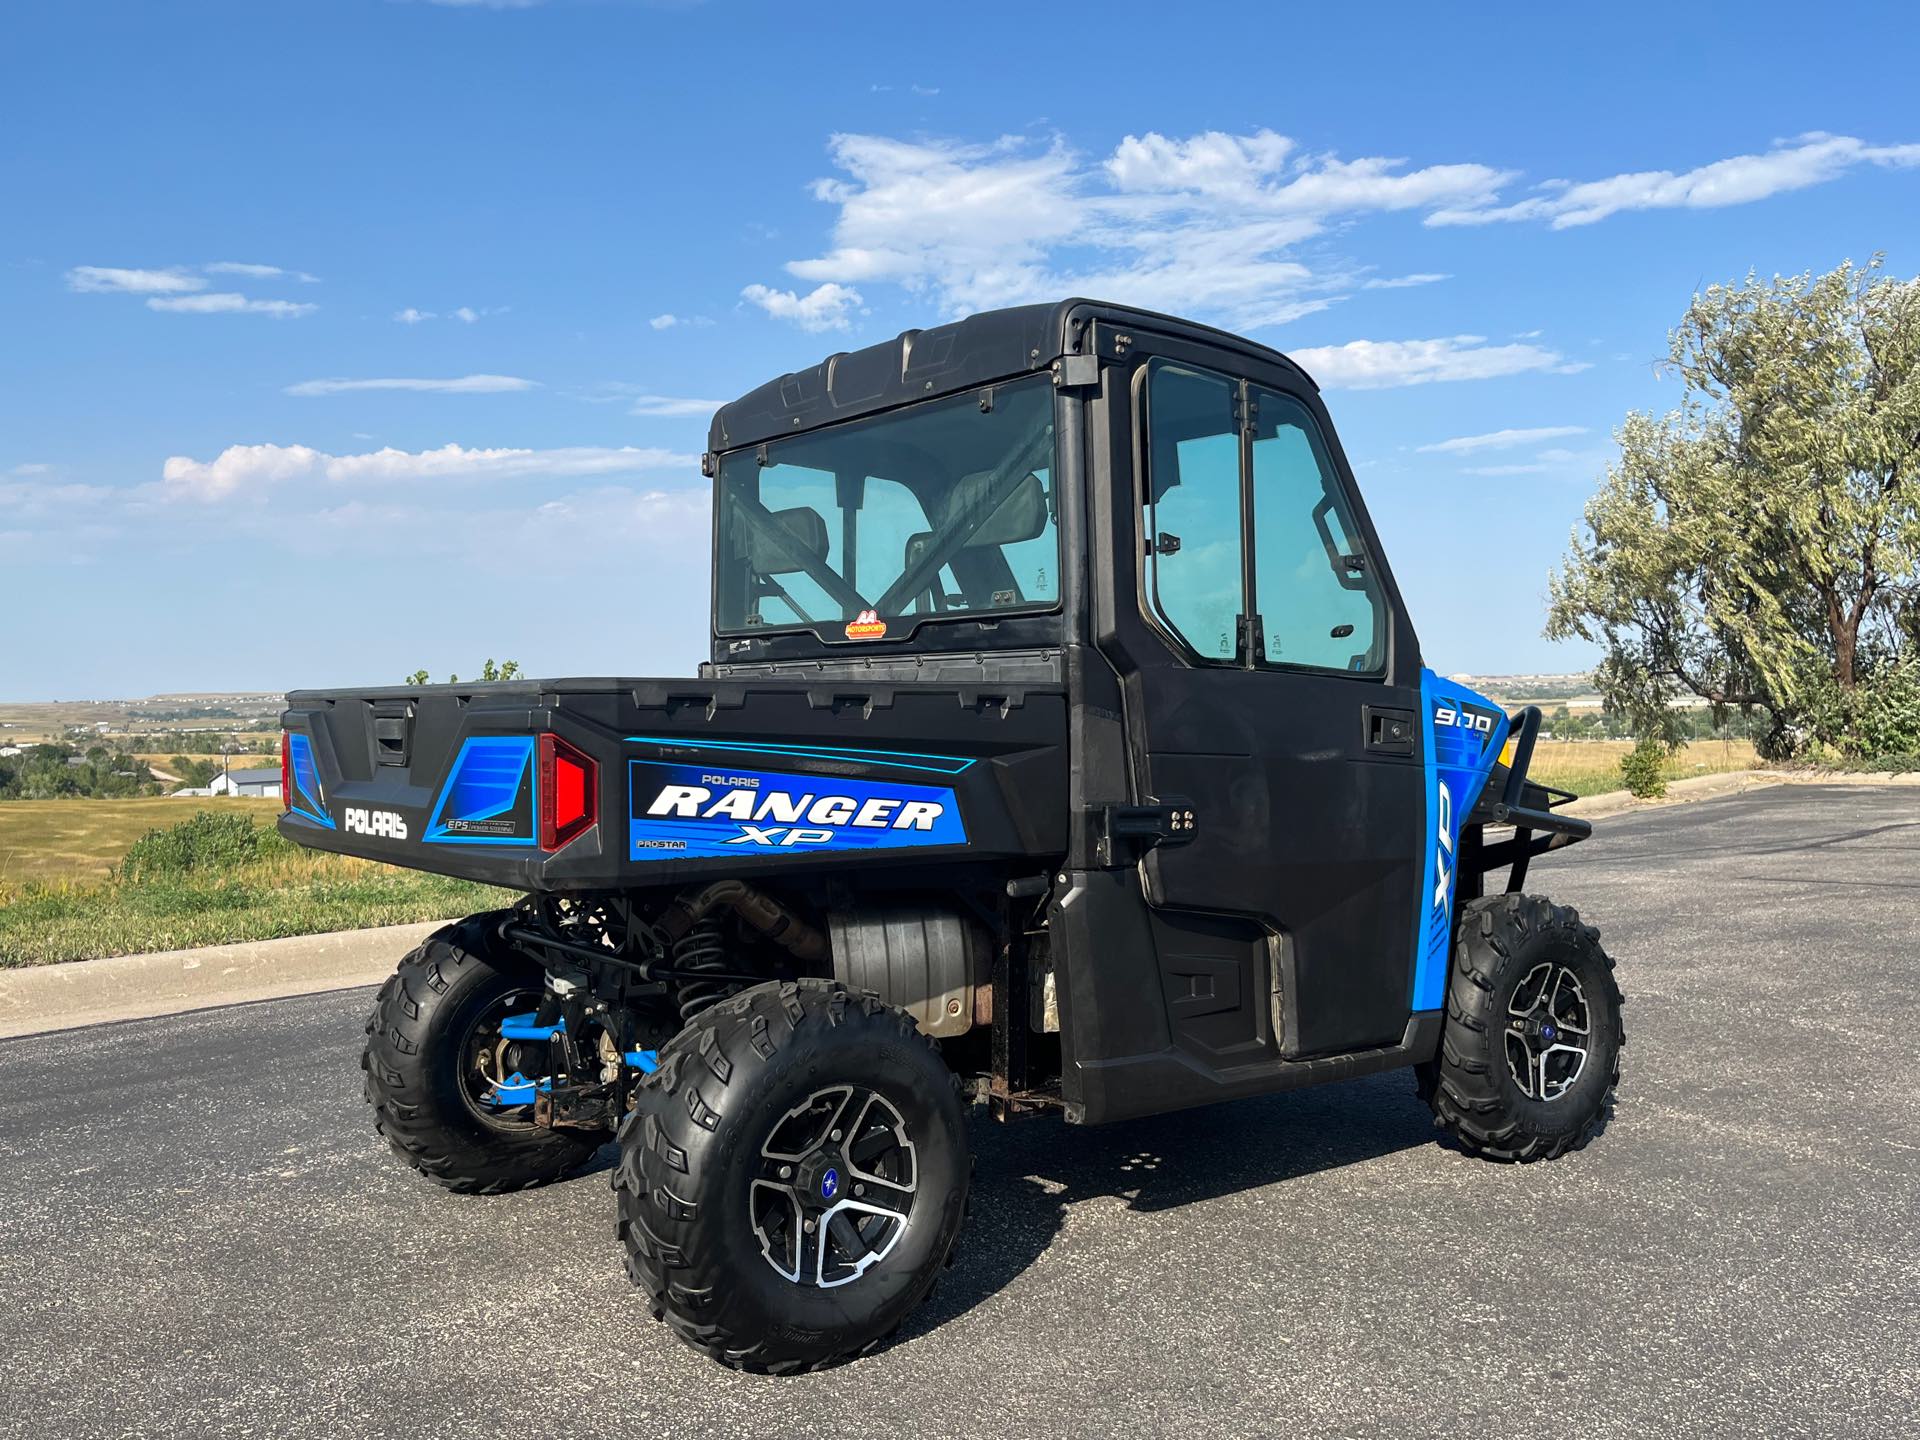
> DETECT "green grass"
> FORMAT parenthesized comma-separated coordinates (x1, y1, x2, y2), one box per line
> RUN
(0, 805, 509, 967)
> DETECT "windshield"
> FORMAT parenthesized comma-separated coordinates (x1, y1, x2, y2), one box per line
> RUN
(715, 375, 1057, 642)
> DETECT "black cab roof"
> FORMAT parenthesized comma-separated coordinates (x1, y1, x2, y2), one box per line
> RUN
(707, 298, 1317, 453)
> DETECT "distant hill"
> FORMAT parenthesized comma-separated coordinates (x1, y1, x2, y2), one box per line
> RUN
(0, 693, 284, 744)
(1449, 673, 1604, 708)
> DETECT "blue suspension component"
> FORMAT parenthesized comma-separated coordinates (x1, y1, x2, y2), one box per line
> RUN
(494, 1013, 658, 1084)
(487, 1071, 549, 1106)
(498, 1011, 564, 1042)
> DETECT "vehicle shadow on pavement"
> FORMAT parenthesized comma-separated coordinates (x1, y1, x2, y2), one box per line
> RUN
(902, 1071, 1433, 1346)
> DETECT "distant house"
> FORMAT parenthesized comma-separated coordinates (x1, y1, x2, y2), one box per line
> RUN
(0, 744, 22, 757)
(171, 786, 215, 798)
(210, 768, 281, 799)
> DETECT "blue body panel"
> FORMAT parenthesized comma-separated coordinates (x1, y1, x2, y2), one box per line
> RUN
(1411, 670, 1510, 1011)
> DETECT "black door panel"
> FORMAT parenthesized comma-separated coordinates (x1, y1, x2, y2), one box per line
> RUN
(1138, 669, 1423, 1056)
(1106, 336, 1429, 1065)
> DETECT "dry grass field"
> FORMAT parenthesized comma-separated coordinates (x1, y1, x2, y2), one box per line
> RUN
(1527, 738, 1763, 797)
(0, 797, 285, 885)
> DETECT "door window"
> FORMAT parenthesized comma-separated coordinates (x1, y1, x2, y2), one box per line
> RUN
(1248, 389, 1385, 673)
(1142, 361, 1244, 662)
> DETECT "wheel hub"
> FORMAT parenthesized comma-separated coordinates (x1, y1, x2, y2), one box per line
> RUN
(795, 1151, 844, 1204)
(751, 1085, 918, 1288)
(1505, 962, 1592, 1102)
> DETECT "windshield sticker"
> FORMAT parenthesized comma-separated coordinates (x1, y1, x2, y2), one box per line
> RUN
(844, 609, 888, 640)
(627, 761, 966, 860)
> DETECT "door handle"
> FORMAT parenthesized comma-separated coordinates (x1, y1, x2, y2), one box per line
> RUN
(1364, 705, 1416, 756)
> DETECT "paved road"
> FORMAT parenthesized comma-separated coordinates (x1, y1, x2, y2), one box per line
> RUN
(2, 786, 1915, 1439)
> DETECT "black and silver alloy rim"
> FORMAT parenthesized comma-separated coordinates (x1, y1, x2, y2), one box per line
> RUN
(751, 1085, 918, 1289)
(1505, 962, 1591, 1101)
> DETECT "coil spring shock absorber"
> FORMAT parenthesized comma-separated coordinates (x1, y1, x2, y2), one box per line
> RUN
(670, 916, 735, 1022)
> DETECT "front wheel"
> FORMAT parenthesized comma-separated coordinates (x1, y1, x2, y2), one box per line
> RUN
(1418, 893, 1624, 1161)
(614, 979, 969, 1373)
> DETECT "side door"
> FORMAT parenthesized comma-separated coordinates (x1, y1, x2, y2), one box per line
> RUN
(1114, 341, 1428, 1058)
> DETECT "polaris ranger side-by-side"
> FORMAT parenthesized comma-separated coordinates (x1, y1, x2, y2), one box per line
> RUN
(281, 299, 1622, 1372)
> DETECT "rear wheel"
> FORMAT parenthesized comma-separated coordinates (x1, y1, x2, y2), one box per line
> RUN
(614, 979, 969, 1372)
(362, 913, 605, 1193)
(1419, 893, 1624, 1161)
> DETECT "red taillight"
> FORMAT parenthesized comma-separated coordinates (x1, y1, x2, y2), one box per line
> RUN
(280, 731, 292, 812)
(538, 733, 596, 851)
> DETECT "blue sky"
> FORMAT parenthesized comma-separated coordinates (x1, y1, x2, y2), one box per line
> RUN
(5, 0, 1918, 701)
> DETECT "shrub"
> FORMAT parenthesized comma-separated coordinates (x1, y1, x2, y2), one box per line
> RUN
(1619, 738, 1668, 799)
(118, 810, 290, 883)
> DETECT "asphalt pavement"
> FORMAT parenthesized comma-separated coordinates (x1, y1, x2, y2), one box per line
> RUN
(1, 785, 1915, 1439)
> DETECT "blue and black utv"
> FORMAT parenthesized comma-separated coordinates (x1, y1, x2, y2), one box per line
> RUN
(281, 299, 1622, 1372)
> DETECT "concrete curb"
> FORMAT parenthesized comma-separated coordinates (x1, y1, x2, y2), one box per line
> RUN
(0, 920, 444, 1040)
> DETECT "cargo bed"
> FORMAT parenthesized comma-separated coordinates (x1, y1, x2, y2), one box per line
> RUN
(279, 675, 1070, 891)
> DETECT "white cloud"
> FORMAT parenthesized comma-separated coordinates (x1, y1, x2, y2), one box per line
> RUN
(159, 441, 697, 501)
(1417, 425, 1588, 454)
(67, 266, 206, 295)
(285, 374, 539, 397)
(766, 130, 1508, 330)
(146, 292, 317, 317)
(1460, 445, 1611, 477)
(394, 304, 503, 324)
(741, 281, 865, 332)
(648, 312, 720, 331)
(754, 126, 1920, 332)
(626, 394, 725, 418)
(781, 134, 1084, 305)
(1289, 336, 1587, 389)
(9, 462, 52, 476)
(205, 261, 320, 282)
(1428, 132, 1920, 229)
(1362, 272, 1449, 290)
(0, 478, 115, 516)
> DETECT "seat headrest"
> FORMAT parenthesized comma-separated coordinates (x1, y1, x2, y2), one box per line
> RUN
(746, 505, 829, 575)
(945, 469, 1047, 548)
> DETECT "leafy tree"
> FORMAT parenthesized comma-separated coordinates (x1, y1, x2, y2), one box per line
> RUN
(405, 659, 522, 685)
(0, 742, 155, 799)
(1549, 259, 1920, 758)
(1619, 738, 1669, 799)
(170, 756, 220, 788)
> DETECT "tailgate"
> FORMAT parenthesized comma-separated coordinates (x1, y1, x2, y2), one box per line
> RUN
(280, 682, 560, 887)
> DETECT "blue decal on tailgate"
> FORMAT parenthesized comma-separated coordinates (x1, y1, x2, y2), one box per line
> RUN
(425, 736, 537, 845)
(286, 732, 334, 829)
(627, 761, 966, 861)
